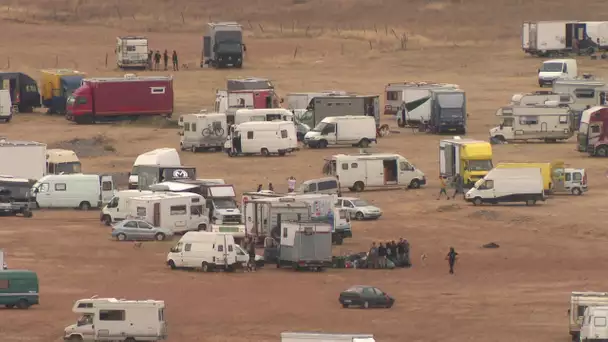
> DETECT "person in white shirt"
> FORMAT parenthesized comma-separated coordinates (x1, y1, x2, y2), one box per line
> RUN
(287, 176, 296, 193)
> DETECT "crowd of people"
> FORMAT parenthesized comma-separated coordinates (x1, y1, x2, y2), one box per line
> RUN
(148, 49, 179, 71)
(366, 239, 411, 269)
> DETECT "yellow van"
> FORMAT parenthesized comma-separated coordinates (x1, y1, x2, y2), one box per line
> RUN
(495, 161, 564, 194)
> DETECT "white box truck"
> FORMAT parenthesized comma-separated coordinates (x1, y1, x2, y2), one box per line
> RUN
(281, 332, 375, 342)
(465, 168, 545, 206)
(116, 36, 149, 69)
(303, 116, 377, 148)
(0, 138, 46, 180)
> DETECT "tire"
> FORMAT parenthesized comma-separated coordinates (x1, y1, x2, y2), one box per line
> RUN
(334, 235, 344, 245)
(278, 151, 286, 156)
(214, 127, 225, 136)
(355, 212, 365, 220)
(16, 299, 29, 309)
(318, 140, 328, 148)
(168, 260, 176, 270)
(494, 135, 506, 143)
(361, 301, 369, 309)
(526, 199, 536, 206)
(154, 233, 166, 241)
(473, 197, 483, 206)
(6, 304, 14, 308)
(202, 128, 211, 137)
(198, 224, 207, 231)
(397, 119, 405, 128)
(261, 148, 270, 156)
(102, 215, 112, 226)
(201, 262, 212, 272)
(386, 302, 393, 308)
(595, 146, 608, 157)
(572, 188, 583, 196)
(79, 202, 91, 211)
(353, 181, 365, 192)
(191, 146, 198, 153)
(23, 210, 32, 218)
(409, 179, 421, 189)
(117, 233, 127, 241)
(359, 139, 370, 148)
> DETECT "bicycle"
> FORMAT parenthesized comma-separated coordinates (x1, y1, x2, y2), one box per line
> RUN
(202, 124, 225, 137)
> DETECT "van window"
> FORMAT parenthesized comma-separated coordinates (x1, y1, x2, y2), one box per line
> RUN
(107, 197, 119, 208)
(102, 181, 112, 191)
(283, 227, 288, 238)
(38, 183, 49, 193)
(0, 279, 9, 289)
(158, 308, 165, 322)
(400, 161, 412, 171)
(304, 183, 317, 193)
(565, 173, 571, 181)
(228, 245, 233, 252)
(574, 89, 595, 99)
(185, 243, 192, 252)
(559, 116, 568, 124)
(191, 205, 203, 215)
(184, 122, 190, 131)
(318, 180, 337, 191)
(595, 317, 607, 327)
(573, 172, 582, 181)
(591, 125, 601, 133)
(192, 123, 197, 132)
(136, 207, 146, 216)
(386, 91, 399, 101)
(77, 302, 93, 308)
(170, 205, 187, 215)
(218, 245, 224, 252)
(281, 130, 288, 138)
(578, 305, 587, 317)
(247, 131, 254, 139)
(342, 163, 348, 170)
(351, 163, 358, 168)
(54, 183, 67, 191)
(519, 116, 538, 125)
(481, 180, 494, 190)
(99, 310, 125, 321)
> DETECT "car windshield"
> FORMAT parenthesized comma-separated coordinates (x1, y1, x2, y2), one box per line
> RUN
(466, 160, 493, 171)
(55, 162, 82, 174)
(217, 42, 242, 54)
(540, 62, 563, 72)
(213, 198, 237, 209)
(311, 122, 328, 132)
(352, 200, 370, 207)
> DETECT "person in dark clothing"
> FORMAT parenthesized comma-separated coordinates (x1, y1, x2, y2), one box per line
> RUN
(378, 243, 387, 268)
(154, 50, 161, 71)
(172, 50, 179, 71)
(397, 239, 406, 265)
(446, 247, 458, 274)
(452, 174, 465, 199)
(389, 240, 398, 263)
(148, 50, 154, 70)
(268, 183, 274, 192)
(247, 238, 257, 271)
(163, 50, 169, 71)
(256, 184, 262, 192)
(403, 239, 411, 267)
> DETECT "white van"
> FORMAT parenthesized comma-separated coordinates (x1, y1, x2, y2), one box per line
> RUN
(46, 149, 81, 174)
(100, 189, 155, 225)
(32, 174, 115, 210)
(322, 153, 427, 191)
(179, 112, 228, 152)
(166, 231, 246, 272)
(224, 121, 298, 157)
(303, 116, 377, 148)
(0, 90, 12, 123)
(127, 192, 209, 233)
(128, 148, 181, 189)
(580, 306, 608, 342)
(538, 59, 577, 87)
(465, 168, 545, 206)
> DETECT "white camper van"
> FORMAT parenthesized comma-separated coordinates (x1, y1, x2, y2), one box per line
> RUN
(46, 149, 81, 174)
(580, 306, 608, 342)
(490, 105, 575, 143)
(224, 121, 298, 157)
(322, 153, 426, 191)
(538, 59, 577, 87)
(100, 189, 155, 225)
(128, 148, 181, 189)
(569, 292, 608, 341)
(32, 174, 115, 210)
(63, 297, 167, 342)
(231, 108, 294, 125)
(166, 231, 247, 272)
(179, 112, 228, 152)
(303, 116, 377, 148)
(465, 168, 545, 206)
(127, 192, 209, 233)
(0, 89, 12, 122)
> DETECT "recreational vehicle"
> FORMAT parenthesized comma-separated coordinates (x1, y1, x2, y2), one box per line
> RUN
(229, 108, 294, 125)
(322, 153, 426, 192)
(243, 197, 311, 241)
(128, 148, 181, 189)
(100, 189, 155, 225)
(383, 81, 458, 116)
(569, 292, 608, 341)
(552, 77, 608, 111)
(580, 306, 608, 342)
(126, 192, 209, 233)
(490, 105, 575, 143)
(510, 91, 573, 106)
(299, 95, 380, 128)
(32, 174, 115, 210)
(286, 91, 349, 110)
(224, 121, 298, 157)
(179, 112, 228, 152)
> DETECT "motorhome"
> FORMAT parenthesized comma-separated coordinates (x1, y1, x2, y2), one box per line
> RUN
(46, 149, 81, 174)
(510, 91, 573, 106)
(166, 231, 246, 271)
(577, 106, 608, 156)
(243, 197, 311, 241)
(322, 153, 426, 192)
(303, 116, 377, 148)
(137, 165, 196, 190)
(275, 221, 333, 271)
(383, 81, 458, 116)
(0, 270, 39, 309)
(63, 298, 167, 342)
(126, 192, 209, 233)
(179, 112, 228, 152)
(537, 59, 577, 87)
(569, 292, 608, 341)
(214, 88, 279, 113)
(32, 174, 115, 210)
(128, 148, 181, 189)
(116, 36, 149, 69)
(299, 95, 380, 129)
(552, 77, 608, 111)
(439, 138, 493, 188)
(100, 189, 155, 225)
(580, 306, 608, 342)
(0, 138, 46, 180)
(224, 121, 298, 157)
(490, 105, 575, 143)
(465, 168, 545, 206)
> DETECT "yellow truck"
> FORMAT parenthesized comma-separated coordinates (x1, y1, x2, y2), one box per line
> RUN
(439, 138, 493, 188)
(495, 161, 565, 194)
(40, 69, 86, 114)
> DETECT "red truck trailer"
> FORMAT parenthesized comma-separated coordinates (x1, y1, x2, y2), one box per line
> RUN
(66, 75, 173, 124)
(577, 105, 608, 156)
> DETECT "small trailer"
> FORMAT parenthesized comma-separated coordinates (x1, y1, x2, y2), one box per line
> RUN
(275, 221, 332, 271)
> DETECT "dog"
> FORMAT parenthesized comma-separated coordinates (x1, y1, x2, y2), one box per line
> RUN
(420, 253, 427, 266)
(181, 63, 189, 70)
(133, 242, 143, 249)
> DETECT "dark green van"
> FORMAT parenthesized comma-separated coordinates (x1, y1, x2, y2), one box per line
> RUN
(0, 270, 39, 309)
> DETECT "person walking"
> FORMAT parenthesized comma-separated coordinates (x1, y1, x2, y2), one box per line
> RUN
(287, 176, 296, 193)
(163, 50, 169, 71)
(172, 50, 179, 71)
(154, 50, 161, 71)
(437, 175, 449, 200)
(445, 247, 458, 274)
(452, 174, 465, 199)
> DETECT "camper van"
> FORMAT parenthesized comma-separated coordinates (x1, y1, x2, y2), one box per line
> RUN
(303, 116, 377, 148)
(300, 95, 380, 128)
(537, 59, 577, 87)
(63, 298, 167, 342)
(179, 112, 228, 152)
(570, 292, 608, 341)
(32, 174, 115, 210)
(243, 197, 311, 241)
(490, 105, 575, 143)
(510, 91, 573, 106)
(465, 168, 545, 206)
(322, 153, 426, 192)
(128, 148, 181, 189)
(580, 306, 608, 342)
(224, 121, 298, 157)
(46, 149, 81, 174)
(166, 231, 247, 271)
(100, 189, 155, 225)
(126, 192, 209, 233)
(552, 78, 608, 111)
(384, 81, 458, 116)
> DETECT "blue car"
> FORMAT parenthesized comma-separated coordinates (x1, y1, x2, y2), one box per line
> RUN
(111, 219, 173, 241)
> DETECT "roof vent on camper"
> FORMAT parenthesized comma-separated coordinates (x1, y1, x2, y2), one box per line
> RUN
(149, 184, 170, 192)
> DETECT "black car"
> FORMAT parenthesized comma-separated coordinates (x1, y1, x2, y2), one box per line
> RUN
(338, 285, 394, 309)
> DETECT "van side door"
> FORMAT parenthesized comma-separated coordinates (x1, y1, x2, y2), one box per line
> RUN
(100, 176, 115, 205)
(35, 182, 51, 207)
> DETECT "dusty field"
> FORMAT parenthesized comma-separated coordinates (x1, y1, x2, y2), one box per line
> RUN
(3, 2, 608, 341)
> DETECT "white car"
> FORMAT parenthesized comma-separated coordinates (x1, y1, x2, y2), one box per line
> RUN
(335, 197, 382, 220)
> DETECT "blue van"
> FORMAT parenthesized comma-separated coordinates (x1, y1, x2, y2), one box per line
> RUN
(0, 270, 39, 309)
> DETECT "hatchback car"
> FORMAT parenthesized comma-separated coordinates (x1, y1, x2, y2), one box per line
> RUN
(335, 197, 382, 220)
(111, 219, 173, 241)
(338, 285, 394, 309)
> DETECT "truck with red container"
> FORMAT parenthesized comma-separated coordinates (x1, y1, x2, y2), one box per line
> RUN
(65, 75, 173, 124)
(577, 105, 608, 156)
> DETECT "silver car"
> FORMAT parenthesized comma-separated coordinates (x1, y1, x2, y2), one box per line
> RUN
(336, 197, 382, 220)
(111, 219, 174, 241)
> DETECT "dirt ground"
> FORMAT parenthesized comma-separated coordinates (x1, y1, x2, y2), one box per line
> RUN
(3, 3, 608, 341)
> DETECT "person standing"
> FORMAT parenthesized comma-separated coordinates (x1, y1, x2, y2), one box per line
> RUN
(172, 50, 179, 71)
(397, 238, 406, 266)
(268, 183, 274, 192)
(403, 239, 411, 267)
(389, 240, 398, 264)
(154, 50, 161, 71)
(445, 247, 458, 274)
(147, 50, 154, 70)
(437, 175, 449, 200)
(256, 184, 262, 192)
(247, 238, 257, 272)
(163, 50, 169, 71)
(368, 242, 378, 269)
(287, 176, 296, 193)
(378, 243, 387, 269)
(452, 174, 464, 199)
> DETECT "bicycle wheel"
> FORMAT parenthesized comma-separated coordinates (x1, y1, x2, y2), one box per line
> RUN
(214, 127, 225, 136)
(201, 128, 211, 137)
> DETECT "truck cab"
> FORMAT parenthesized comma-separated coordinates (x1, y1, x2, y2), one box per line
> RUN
(537, 59, 577, 87)
(578, 106, 608, 156)
(66, 82, 93, 123)
(46, 149, 81, 174)
(439, 138, 493, 187)
(202, 22, 244, 69)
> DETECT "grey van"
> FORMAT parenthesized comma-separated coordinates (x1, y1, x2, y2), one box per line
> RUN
(297, 177, 339, 195)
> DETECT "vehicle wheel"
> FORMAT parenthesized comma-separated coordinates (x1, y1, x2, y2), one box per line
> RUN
(526, 199, 536, 206)
(168, 260, 176, 270)
(353, 181, 365, 192)
(154, 233, 166, 241)
(359, 139, 370, 148)
(67, 336, 83, 342)
(102, 215, 112, 226)
(494, 135, 506, 143)
(572, 188, 583, 196)
(79, 202, 91, 211)
(386, 302, 393, 308)
(318, 140, 328, 148)
(117, 233, 127, 241)
(595, 146, 608, 157)
(361, 301, 369, 309)
(191, 146, 198, 153)
(473, 197, 483, 206)
(201, 262, 212, 272)
(355, 212, 365, 220)
(409, 179, 421, 189)
(397, 119, 405, 128)
(261, 148, 270, 157)
(16, 299, 29, 309)
(198, 224, 207, 231)
(342, 303, 349, 308)
(23, 210, 32, 218)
